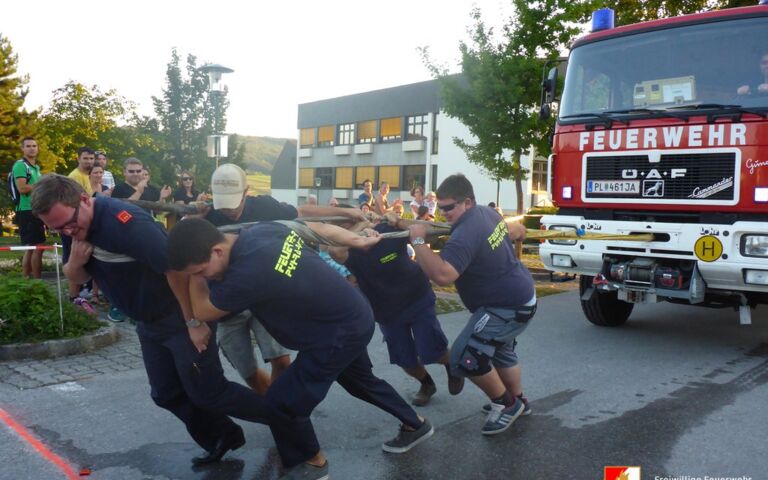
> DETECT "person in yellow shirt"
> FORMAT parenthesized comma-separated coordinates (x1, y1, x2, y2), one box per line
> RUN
(67, 147, 95, 195)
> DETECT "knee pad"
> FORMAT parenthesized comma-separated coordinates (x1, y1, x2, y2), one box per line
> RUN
(456, 344, 493, 377)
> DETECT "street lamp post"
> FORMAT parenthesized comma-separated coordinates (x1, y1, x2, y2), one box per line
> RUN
(200, 63, 234, 169)
(314, 176, 322, 204)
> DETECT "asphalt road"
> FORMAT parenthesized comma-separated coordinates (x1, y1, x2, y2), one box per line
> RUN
(1, 291, 766, 480)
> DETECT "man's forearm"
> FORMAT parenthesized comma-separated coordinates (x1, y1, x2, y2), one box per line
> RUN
(413, 245, 457, 286)
(166, 271, 193, 321)
(63, 262, 91, 285)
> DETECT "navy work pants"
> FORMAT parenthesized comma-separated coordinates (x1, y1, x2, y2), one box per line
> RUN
(267, 328, 421, 466)
(137, 317, 318, 465)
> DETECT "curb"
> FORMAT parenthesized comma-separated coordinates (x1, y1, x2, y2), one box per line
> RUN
(0, 324, 120, 361)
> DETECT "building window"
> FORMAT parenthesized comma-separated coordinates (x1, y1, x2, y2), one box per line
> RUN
(431, 165, 438, 192)
(299, 168, 315, 188)
(431, 113, 439, 154)
(356, 166, 376, 188)
(338, 123, 355, 145)
(335, 167, 353, 188)
(316, 167, 333, 188)
(299, 128, 315, 148)
(379, 166, 401, 189)
(403, 165, 426, 192)
(406, 114, 428, 140)
(357, 120, 377, 144)
(380, 117, 401, 142)
(318, 125, 335, 147)
(532, 159, 548, 192)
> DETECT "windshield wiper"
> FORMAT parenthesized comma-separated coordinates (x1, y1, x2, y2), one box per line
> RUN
(603, 108, 691, 121)
(666, 103, 767, 118)
(559, 112, 628, 128)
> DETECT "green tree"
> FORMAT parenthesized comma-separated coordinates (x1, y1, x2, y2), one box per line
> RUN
(0, 34, 43, 214)
(152, 49, 242, 188)
(423, 1, 591, 213)
(39, 81, 134, 173)
(598, 0, 756, 25)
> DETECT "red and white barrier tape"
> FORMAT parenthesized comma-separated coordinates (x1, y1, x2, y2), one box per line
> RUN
(0, 245, 59, 252)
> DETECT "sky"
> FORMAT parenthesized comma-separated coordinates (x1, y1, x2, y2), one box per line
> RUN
(3, 0, 515, 139)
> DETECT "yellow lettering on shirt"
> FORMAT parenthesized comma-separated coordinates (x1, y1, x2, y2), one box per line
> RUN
(274, 231, 304, 278)
(379, 252, 398, 264)
(487, 220, 508, 250)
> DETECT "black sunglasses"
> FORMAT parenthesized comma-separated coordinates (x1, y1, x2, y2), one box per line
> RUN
(126, 169, 142, 174)
(181, 177, 192, 181)
(438, 200, 463, 212)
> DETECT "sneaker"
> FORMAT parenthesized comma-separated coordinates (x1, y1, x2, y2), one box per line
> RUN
(481, 398, 525, 436)
(278, 461, 329, 480)
(382, 418, 434, 453)
(482, 396, 531, 416)
(72, 297, 96, 315)
(411, 383, 436, 406)
(107, 307, 126, 323)
(78, 287, 92, 300)
(445, 365, 465, 395)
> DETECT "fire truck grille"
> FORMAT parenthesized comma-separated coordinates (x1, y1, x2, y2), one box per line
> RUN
(584, 152, 736, 202)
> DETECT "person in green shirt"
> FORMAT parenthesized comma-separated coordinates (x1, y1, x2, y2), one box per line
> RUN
(12, 136, 46, 278)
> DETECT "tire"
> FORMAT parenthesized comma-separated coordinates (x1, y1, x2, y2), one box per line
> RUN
(579, 275, 634, 327)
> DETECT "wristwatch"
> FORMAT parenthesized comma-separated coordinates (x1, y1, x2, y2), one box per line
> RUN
(185, 318, 202, 328)
(412, 237, 426, 246)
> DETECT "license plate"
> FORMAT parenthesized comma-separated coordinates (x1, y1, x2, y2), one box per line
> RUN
(587, 180, 640, 194)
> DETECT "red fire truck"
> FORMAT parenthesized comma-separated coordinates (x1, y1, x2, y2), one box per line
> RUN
(539, 3, 768, 326)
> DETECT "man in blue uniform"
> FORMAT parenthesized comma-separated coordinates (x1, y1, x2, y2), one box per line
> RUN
(167, 218, 434, 480)
(30, 174, 310, 467)
(401, 173, 536, 436)
(330, 221, 464, 406)
(201, 163, 369, 395)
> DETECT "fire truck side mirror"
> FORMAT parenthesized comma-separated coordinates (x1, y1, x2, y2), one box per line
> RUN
(540, 67, 558, 120)
(543, 67, 558, 104)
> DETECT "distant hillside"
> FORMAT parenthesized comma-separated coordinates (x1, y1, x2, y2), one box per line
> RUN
(237, 135, 293, 174)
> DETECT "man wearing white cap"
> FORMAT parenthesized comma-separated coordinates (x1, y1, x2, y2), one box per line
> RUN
(201, 163, 367, 394)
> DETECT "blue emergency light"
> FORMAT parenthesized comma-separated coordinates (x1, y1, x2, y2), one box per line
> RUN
(591, 8, 615, 32)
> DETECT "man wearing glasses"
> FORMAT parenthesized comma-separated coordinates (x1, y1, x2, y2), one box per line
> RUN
(30, 174, 281, 467)
(396, 173, 536, 436)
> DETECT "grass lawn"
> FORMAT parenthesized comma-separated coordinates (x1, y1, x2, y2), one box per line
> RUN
(246, 173, 271, 196)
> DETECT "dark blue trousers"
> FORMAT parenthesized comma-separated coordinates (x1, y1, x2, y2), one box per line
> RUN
(267, 328, 421, 466)
(137, 317, 318, 465)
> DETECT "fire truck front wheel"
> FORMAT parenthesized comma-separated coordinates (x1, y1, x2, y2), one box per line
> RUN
(579, 275, 634, 327)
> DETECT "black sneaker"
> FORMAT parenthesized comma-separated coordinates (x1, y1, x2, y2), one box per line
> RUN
(411, 383, 436, 406)
(382, 418, 434, 453)
(445, 365, 465, 395)
(278, 461, 329, 480)
(482, 396, 531, 416)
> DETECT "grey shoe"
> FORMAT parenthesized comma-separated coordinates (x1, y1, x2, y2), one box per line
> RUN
(481, 398, 525, 436)
(382, 418, 434, 453)
(482, 396, 531, 416)
(411, 383, 436, 406)
(279, 461, 329, 480)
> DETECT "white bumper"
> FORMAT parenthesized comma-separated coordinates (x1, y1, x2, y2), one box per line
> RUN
(539, 215, 768, 293)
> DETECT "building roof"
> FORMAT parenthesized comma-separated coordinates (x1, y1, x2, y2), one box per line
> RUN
(270, 139, 297, 189)
(297, 78, 448, 129)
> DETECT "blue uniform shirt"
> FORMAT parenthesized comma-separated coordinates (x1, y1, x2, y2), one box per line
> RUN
(345, 224, 431, 322)
(205, 195, 297, 226)
(439, 205, 534, 312)
(208, 223, 374, 351)
(63, 197, 181, 324)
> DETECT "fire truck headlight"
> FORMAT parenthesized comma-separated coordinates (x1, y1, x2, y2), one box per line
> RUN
(562, 186, 573, 200)
(549, 225, 578, 246)
(742, 235, 768, 257)
(755, 187, 768, 203)
(744, 270, 768, 286)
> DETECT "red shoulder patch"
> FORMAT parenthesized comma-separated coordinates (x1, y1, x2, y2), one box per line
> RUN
(116, 210, 133, 224)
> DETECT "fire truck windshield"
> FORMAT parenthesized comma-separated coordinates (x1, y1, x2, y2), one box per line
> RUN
(559, 16, 768, 121)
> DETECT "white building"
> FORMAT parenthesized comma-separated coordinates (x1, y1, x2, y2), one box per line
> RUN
(271, 78, 549, 212)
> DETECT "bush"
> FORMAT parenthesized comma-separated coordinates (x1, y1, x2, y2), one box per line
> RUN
(0, 276, 102, 345)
